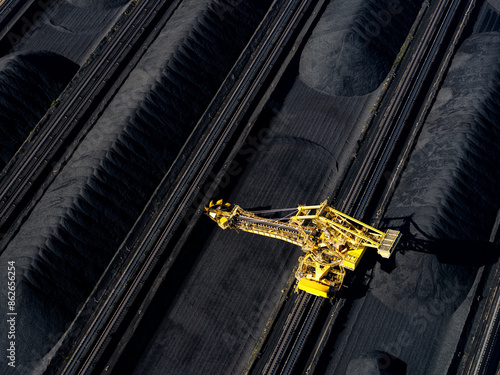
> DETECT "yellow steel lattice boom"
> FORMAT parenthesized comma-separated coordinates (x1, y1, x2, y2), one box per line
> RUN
(205, 200, 400, 298)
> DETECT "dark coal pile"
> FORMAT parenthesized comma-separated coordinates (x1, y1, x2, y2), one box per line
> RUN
(346, 351, 407, 375)
(0, 51, 78, 170)
(0, 0, 268, 372)
(491, 0, 500, 9)
(10, 0, 129, 64)
(265, 79, 374, 187)
(372, 31, 500, 316)
(300, 0, 419, 96)
(323, 32, 500, 375)
(66, 0, 128, 10)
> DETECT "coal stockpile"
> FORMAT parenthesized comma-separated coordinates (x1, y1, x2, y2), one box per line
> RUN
(374, 31, 500, 311)
(66, 0, 128, 9)
(8, 0, 129, 64)
(322, 32, 500, 375)
(0, 51, 78, 170)
(346, 351, 407, 375)
(125, 0, 422, 373)
(0, 0, 268, 372)
(300, 0, 419, 96)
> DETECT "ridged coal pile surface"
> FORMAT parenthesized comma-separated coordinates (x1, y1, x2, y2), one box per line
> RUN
(0, 51, 78, 170)
(123, 0, 421, 374)
(66, 0, 128, 9)
(346, 350, 407, 375)
(300, 0, 419, 96)
(8, 0, 129, 64)
(0, 0, 130, 173)
(322, 31, 500, 375)
(0, 0, 268, 372)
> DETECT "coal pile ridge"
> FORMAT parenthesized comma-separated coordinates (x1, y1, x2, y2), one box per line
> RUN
(323, 32, 500, 375)
(373, 31, 500, 315)
(127, 0, 421, 373)
(300, 0, 419, 96)
(66, 0, 128, 10)
(9, 0, 129, 64)
(0, 51, 78, 170)
(0, 0, 268, 372)
(346, 350, 407, 375)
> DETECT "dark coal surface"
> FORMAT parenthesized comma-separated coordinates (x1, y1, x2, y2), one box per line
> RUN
(488, 0, 500, 12)
(323, 32, 500, 375)
(265, 79, 374, 188)
(66, 0, 128, 10)
(373, 31, 500, 314)
(346, 350, 407, 375)
(9, 0, 129, 64)
(0, 51, 77, 170)
(129, 0, 421, 373)
(300, 0, 419, 96)
(0, 0, 268, 372)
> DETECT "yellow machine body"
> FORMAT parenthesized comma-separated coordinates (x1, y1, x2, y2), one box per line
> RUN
(205, 200, 400, 298)
(296, 278, 330, 298)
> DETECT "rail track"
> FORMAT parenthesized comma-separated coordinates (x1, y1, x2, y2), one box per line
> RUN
(456, 212, 500, 375)
(0, 0, 36, 46)
(0, 0, 23, 24)
(465, 268, 500, 375)
(53, 0, 321, 373)
(249, 0, 476, 374)
(0, 0, 182, 248)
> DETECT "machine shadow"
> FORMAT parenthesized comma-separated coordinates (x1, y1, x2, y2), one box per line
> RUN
(379, 215, 500, 273)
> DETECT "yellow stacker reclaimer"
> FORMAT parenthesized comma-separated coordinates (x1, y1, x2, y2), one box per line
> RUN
(205, 200, 401, 298)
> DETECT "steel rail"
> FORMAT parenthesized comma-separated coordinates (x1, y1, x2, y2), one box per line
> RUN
(471, 282, 500, 375)
(0, 0, 178, 238)
(459, 213, 500, 375)
(0, 0, 19, 19)
(262, 293, 312, 375)
(58, 1, 315, 373)
(280, 296, 323, 375)
(0, 0, 35, 39)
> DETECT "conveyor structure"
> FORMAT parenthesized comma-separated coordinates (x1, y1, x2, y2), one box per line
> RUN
(205, 200, 401, 297)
